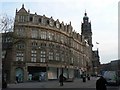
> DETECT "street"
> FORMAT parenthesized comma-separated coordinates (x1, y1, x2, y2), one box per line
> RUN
(2, 77, 120, 90)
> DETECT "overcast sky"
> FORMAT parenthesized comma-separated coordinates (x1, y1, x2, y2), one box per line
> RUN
(0, 0, 119, 64)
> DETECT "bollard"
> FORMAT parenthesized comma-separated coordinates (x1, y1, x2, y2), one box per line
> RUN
(87, 76, 90, 80)
(83, 76, 86, 82)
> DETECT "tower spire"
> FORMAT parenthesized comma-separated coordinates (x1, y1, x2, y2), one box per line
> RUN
(85, 9, 87, 16)
(81, 11, 92, 47)
(22, 4, 24, 8)
(17, 4, 27, 13)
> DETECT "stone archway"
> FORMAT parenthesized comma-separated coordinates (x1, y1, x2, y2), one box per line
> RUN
(15, 67, 24, 83)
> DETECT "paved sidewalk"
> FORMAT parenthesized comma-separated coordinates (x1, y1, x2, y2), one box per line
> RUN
(7, 77, 97, 88)
(6, 77, 119, 90)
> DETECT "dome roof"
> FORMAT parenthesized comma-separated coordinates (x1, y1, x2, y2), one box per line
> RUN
(83, 12, 89, 19)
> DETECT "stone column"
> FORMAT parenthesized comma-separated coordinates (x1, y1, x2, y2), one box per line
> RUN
(23, 66, 28, 82)
(10, 66, 16, 83)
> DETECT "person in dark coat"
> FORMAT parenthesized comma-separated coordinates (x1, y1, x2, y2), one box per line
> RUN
(59, 74, 64, 86)
(16, 76, 18, 83)
(87, 74, 90, 80)
(96, 76, 107, 90)
(2, 78, 7, 88)
(82, 75, 86, 82)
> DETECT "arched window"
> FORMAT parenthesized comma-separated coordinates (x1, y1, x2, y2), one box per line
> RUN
(40, 31, 46, 39)
(29, 17, 33, 22)
(18, 15, 26, 22)
(31, 29, 38, 38)
(16, 42, 25, 49)
(39, 18, 41, 23)
(49, 19, 54, 26)
(56, 23, 60, 28)
(47, 20, 49, 24)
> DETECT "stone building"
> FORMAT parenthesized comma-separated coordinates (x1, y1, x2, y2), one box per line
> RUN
(92, 49, 100, 75)
(2, 4, 98, 83)
(110, 60, 120, 71)
(99, 60, 120, 72)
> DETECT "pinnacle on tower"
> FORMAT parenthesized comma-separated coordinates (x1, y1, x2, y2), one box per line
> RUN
(22, 4, 24, 8)
(85, 9, 87, 16)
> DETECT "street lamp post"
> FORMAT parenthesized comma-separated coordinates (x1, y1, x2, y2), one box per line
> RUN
(46, 61, 49, 81)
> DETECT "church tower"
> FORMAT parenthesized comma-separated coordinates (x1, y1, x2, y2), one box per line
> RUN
(81, 11, 93, 47)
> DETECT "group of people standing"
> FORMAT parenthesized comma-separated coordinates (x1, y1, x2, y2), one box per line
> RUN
(82, 74, 91, 82)
(59, 73, 108, 90)
(59, 73, 91, 86)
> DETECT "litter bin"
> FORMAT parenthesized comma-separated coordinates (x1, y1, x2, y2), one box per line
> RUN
(87, 76, 90, 80)
(83, 76, 86, 82)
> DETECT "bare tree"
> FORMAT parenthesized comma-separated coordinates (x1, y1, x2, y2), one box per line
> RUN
(1, 14, 14, 85)
(0, 14, 14, 33)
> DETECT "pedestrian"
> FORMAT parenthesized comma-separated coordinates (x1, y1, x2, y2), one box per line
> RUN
(39, 74, 42, 82)
(2, 77, 7, 88)
(15, 76, 18, 83)
(96, 76, 107, 90)
(87, 74, 90, 80)
(59, 73, 64, 86)
(82, 75, 86, 82)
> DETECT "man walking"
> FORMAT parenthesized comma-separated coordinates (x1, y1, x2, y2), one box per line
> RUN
(59, 74, 64, 86)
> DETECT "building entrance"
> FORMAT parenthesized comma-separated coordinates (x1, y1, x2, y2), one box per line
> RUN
(15, 68, 24, 83)
(27, 66, 47, 81)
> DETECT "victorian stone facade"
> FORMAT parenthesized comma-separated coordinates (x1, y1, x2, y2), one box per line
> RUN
(92, 49, 100, 75)
(2, 4, 99, 83)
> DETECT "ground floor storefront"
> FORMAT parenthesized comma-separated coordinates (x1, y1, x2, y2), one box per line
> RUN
(7, 63, 77, 83)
